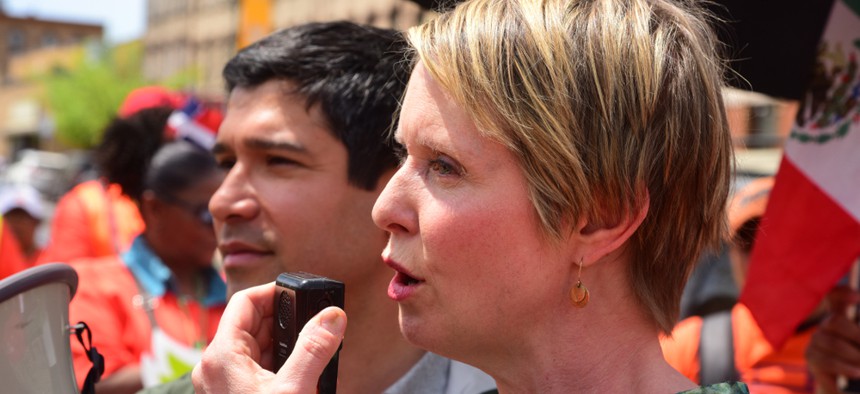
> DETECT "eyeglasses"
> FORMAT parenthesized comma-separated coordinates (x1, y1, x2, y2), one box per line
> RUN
(156, 193, 213, 227)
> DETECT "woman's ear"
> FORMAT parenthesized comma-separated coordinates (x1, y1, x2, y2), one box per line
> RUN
(576, 191, 650, 266)
(139, 190, 160, 223)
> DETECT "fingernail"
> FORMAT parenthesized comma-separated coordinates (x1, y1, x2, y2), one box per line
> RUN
(321, 311, 345, 335)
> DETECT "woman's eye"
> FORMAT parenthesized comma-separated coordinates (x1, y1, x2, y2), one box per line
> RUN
(393, 143, 407, 165)
(428, 157, 460, 176)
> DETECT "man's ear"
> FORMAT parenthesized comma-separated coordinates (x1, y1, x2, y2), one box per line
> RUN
(576, 192, 650, 266)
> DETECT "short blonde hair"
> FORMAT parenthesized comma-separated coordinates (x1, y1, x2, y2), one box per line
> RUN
(407, 0, 732, 332)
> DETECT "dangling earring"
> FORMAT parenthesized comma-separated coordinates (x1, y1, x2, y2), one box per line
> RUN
(570, 258, 589, 308)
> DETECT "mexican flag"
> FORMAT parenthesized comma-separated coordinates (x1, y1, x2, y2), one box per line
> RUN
(740, 0, 860, 348)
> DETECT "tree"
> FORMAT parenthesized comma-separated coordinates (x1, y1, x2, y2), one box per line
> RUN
(41, 41, 145, 148)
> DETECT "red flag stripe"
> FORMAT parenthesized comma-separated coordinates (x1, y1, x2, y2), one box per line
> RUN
(740, 155, 860, 347)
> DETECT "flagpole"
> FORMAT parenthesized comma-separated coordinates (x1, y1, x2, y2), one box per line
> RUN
(837, 258, 860, 391)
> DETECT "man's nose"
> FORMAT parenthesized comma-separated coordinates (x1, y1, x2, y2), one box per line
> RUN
(209, 163, 261, 224)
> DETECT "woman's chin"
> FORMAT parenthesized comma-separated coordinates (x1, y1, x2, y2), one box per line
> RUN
(398, 312, 436, 346)
(398, 311, 463, 359)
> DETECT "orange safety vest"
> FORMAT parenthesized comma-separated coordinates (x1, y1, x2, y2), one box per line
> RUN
(39, 180, 144, 264)
(68, 256, 224, 388)
(661, 303, 812, 393)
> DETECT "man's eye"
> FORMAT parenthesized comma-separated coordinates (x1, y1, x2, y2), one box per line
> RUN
(216, 158, 235, 170)
(267, 156, 298, 166)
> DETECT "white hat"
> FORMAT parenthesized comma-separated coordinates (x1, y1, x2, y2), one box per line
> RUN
(0, 184, 45, 220)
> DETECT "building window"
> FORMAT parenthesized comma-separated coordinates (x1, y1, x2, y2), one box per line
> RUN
(41, 32, 58, 48)
(8, 29, 26, 54)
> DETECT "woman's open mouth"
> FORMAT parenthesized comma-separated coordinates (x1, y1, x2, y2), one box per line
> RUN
(396, 271, 421, 286)
(384, 258, 424, 301)
(389, 271, 423, 301)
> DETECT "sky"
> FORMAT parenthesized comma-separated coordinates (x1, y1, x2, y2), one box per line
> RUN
(4, 0, 146, 44)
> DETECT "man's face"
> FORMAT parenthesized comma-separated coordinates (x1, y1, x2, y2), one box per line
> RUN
(210, 80, 391, 297)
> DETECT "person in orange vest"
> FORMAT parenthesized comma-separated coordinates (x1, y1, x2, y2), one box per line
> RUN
(0, 213, 29, 281)
(39, 87, 223, 264)
(661, 176, 819, 393)
(0, 183, 47, 265)
(38, 86, 183, 264)
(69, 140, 226, 393)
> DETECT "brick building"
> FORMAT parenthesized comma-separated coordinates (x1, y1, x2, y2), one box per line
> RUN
(144, 0, 430, 98)
(0, 8, 102, 83)
(0, 8, 103, 155)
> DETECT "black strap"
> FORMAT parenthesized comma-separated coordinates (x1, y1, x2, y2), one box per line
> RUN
(72, 322, 105, 394)
(699, 310, 739, 385)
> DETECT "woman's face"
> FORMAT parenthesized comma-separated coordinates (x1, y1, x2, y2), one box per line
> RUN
(372, 66, 572, 359)
(148, 170, 224, 268)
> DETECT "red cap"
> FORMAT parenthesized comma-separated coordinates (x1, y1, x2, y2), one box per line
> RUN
(118, 86, 184, 118)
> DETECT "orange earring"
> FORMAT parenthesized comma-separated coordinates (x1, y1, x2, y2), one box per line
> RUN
(570, 258, 589, 308)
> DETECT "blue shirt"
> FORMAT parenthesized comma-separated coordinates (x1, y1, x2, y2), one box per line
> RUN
(122, 236, 226, 307)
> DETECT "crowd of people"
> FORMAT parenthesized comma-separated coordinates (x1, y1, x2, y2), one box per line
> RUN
(0, 0, 857, 393)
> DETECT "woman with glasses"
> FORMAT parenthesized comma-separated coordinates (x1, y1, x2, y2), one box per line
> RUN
(69, 140, 226, 393)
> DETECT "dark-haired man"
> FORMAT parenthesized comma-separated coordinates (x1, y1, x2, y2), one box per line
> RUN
(146, 22, 494, 394)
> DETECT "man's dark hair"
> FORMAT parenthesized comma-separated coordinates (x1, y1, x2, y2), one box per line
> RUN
(223, 21, 409, 190)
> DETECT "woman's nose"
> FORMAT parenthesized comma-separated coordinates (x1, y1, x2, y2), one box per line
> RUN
(372, 166, 417, 236)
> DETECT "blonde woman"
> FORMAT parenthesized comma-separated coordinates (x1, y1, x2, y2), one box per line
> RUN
(193, 0, 744, 392)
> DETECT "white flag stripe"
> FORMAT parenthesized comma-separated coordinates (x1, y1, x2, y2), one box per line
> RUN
(785, 0, 860, 221)
(786, 123, 860, 221)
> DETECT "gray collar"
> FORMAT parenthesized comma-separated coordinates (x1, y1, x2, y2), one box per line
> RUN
(384, 352, 449, 394)
(383, 352, 496, 394)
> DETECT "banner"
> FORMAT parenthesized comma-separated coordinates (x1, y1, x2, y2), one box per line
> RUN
(237, 0, 272, 49)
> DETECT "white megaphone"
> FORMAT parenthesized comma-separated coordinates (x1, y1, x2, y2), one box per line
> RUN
(0, 263, 96, 393)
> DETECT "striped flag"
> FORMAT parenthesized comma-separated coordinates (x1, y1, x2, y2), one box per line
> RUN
(740, 0, 860, 348)
(165, 98, 223, 151)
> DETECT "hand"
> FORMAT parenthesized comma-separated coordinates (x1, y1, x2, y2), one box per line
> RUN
(94, 365, 142, 394)
(191, 282, 347, 393)
(806, 286, 860, 394)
